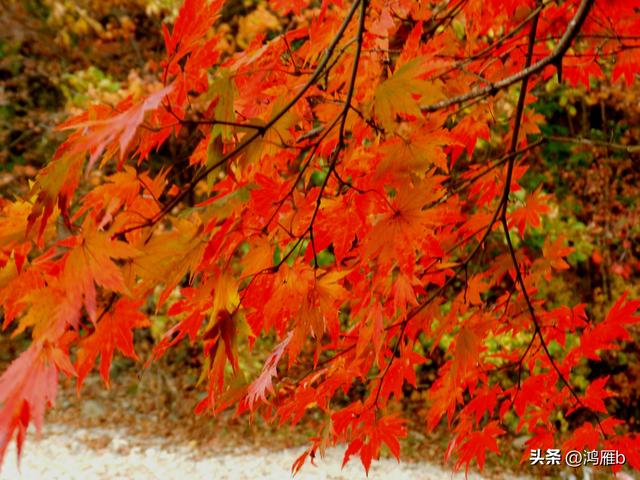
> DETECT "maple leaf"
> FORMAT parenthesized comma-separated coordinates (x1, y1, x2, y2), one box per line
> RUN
(379, 346, 425, 403)
(152, 312, 205, 363)
(245, 332, 292, 409)
(543, 304, 588, 348)
(522, 428, 555, 464)
(462, 384, 502, 426)
(355, 302, 386, 362)
(604, 292, 640, 326)
(561, 422, 600, 453)
(207, 70, 239, 143)
(271, 0, 306, 15)
(75, 299, 150, 389)
(73, 166, 142, 228)
(240, 236, 274, 276)
(0, 200, 45, 256)
(376, 415, 407, 461)
(312, 193, 363, 263)
(562, 54, 604, 87)
(291, 449, 311, 476)
(391, 271, 419, 318)
(341, 414, 408, 474)
(451, 323, 484, 382)
(162, 0, 223, 58)
(570, 376, 614, 415)
(206, 271, 240, 330)
(606, 434, 640, 471)
(538, 235, 574, 281)
(377, 127, 461, 176)
(244, 97, 299, 166)
(196, 311, 239, 414)
(463, 274, 486, 306)
(26, 146, 85, 244)
(365, 177, 445, 266)
(450, 113, 491, 162)
(131, 218, 206, 306)
(13, 284, 81, 342)
(573, 293, 640, 362)
(612, 47, 640, 86)
(61, 221, 140, 321)
(60, 85, 173, 171)
(374, 57, 443, 131)
(0, 343, 73, 466)
(508, 187, 551, 237)
(448, 421, 505, 474)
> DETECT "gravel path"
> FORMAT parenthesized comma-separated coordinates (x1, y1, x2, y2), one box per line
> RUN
(1, 424, 491, 480)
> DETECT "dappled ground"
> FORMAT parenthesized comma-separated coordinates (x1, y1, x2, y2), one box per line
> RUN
(0, 351, 529, 480)
(2, 424, 496, 480)
(0, 345, 499, 479)
(0, 364, 623, 480)
(0, 325, 634, 480)
(2, 360, 525, 480)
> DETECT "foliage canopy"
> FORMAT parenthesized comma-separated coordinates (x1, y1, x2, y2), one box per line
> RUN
(1, 0, 640, 474)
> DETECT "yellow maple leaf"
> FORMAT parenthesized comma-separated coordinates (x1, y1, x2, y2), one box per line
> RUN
(374, 57, 443, 131)
(61, 222, 139, 322)
(131, 218, 206, 306)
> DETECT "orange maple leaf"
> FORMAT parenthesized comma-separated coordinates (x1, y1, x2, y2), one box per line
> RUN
(75, 299, 149, 389)
(508, 187, 551, 237)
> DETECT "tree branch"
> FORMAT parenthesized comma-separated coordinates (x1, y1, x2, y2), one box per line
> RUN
(496, 5, 607, 436)
(116, 0, 364, 237)
(421, 0, 595, 112)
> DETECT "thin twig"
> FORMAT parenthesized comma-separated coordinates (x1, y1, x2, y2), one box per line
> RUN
(421, 0, 595, 112)
(116, 0, 364, 237)
(496, 5, 607, 436)
(547, 135, 640, 153)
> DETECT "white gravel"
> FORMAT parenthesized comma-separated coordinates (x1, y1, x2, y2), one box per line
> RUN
(0, 424, 492, 480)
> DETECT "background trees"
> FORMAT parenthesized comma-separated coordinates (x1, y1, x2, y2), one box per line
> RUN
(1, 0, 639, 475)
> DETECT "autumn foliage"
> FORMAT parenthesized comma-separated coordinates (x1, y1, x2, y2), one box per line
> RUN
(2, 0, 640, 474)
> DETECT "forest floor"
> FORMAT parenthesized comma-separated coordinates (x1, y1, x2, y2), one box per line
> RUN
(0, 352, 534, 480)
(1, 337, 625, 480)
(2, 423, 495, 480)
